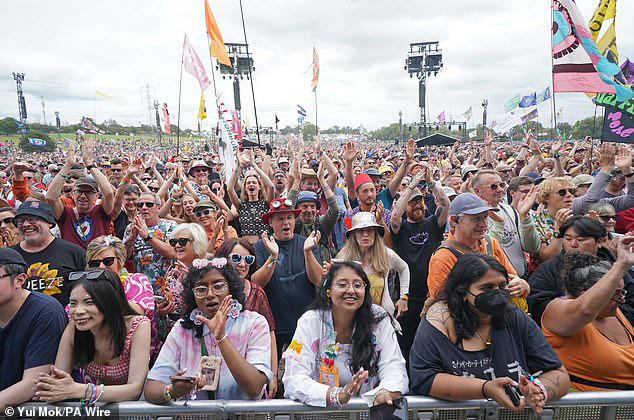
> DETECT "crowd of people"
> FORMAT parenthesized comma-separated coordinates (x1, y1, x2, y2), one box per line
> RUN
(1, 131, 634, 414)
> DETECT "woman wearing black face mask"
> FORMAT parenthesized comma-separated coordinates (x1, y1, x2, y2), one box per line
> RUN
(410, 253, 570, 414)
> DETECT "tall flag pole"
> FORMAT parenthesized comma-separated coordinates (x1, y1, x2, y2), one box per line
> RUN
(312, 46, 320, 135)
(237, 0, 261, 146)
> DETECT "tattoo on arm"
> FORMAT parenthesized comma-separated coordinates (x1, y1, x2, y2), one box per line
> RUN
(540, 368, 564, 400)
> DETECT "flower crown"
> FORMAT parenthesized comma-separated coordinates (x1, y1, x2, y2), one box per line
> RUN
(192, 258, 228, 270)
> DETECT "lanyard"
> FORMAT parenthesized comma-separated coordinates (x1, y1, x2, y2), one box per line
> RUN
(199, 336, 215, 400)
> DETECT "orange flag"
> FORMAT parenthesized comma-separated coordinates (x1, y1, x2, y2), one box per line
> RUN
(205, 0, 232, 67)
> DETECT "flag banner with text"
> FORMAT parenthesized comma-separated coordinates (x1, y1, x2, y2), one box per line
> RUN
(602, 109, 634, 143)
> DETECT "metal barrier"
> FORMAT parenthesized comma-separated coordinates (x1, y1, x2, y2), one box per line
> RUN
(9, 391, 634, 420)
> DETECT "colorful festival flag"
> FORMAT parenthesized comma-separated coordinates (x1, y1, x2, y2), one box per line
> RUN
(589, 0, 618, 66)
(205, 0, 232, 68)
(504, 95, 521, 113)
(95, 90, 113, 99)
(198, 92, 207, 120)
(160, 103, 171, 134)
(621, 58, 634, 84)
(552, 0, 633, 101)
(437, 111, 446, 123)
(311, 47, 320, 92)
(463, 106, 472, 121)
(183, 34, 211, 91)
(218, 103, 239, 180)
(537, 87, 551, 103)
(28, 138, 46, 147)
(297, 104, 307, 117)
(519, 93, 537, 108)
(521, 109, 539, 123)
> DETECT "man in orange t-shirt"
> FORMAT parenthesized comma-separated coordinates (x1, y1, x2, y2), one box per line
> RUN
(427, 193, 530, 307)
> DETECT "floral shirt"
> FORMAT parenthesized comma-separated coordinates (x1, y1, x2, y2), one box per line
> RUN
(123, 218, 176, 292)
(282, 305, 408, 407)
(147, 310, 272, 400)
(532, 208, 556, 246)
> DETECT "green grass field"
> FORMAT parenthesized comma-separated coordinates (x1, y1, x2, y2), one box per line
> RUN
(0, 133, 208, 148)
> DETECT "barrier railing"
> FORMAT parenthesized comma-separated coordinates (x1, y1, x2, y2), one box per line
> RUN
(8, 391, 634, 420)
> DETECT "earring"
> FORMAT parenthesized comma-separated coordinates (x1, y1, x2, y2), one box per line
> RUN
(326, 289, 330, 298)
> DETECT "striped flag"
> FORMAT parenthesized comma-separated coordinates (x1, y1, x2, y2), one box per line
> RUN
(437, 111, 446, 123)
(311, 47, 320, 92)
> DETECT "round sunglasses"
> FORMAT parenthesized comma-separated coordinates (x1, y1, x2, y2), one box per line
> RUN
(87, 257, 116, 268)
(195, 209, 212, 218)
(136, 202, 156, 208)
(228, 253, 255, 265)
(556, 188, 577, 197)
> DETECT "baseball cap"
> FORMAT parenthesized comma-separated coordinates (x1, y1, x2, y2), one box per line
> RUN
(0, 247, 27, 268)
(408, 188, 425, 202)
(296, 191, 321, 209)
(442, 186, 458, 198)
(363, 168, 382, 177)
(15, 200, 56, 225)
(449, 193, 499, 215)
(75, 177, 98, 192)
(572, 174, 594, 187)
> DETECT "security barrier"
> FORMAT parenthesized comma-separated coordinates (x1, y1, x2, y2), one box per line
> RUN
(9, 391, 634, 420)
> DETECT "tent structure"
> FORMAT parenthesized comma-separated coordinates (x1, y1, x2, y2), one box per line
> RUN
(415, 133, 459, 147)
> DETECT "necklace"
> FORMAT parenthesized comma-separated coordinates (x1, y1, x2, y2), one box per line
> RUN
(475, 327, 492, 346)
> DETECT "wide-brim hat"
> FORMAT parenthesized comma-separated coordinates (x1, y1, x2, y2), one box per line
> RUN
(189, 160, 211, 175)
(346, 212, 384, 237)
(261, 198, 301, 225)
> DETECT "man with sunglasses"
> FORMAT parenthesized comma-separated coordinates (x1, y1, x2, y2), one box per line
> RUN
(123, 192, 176, 285)
(0, 247, 66, 412)
(473, 170, 541, 279)
(46, 140, 115, 249)
(9, 201, 86, 306)
(528, 216, 634, 328)
(109, 158, 124, 186)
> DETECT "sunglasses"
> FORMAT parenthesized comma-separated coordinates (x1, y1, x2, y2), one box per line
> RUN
(24, 176, 33, 180)
(557, 188, 577, 197)
(69, 270, 105, 282)
(141, 177, 151, 182)
(599, 214, 618, 222)
(229, 253, 255, 265)
(271, 199, 293, 209)
(110, 168, 122, 173)
(195, 209, 212, 218)
(169, 238, 192, 247)
(148, 187, 160, 192)
(1, 217, 14, 225)
(74, 190, 96, 196)
(87, 257, 116, 268)
(136, 202, 156, 208)
(499, 169, 512, 174)
(192, 168, 208, 174)
(483, 182, 506, 190)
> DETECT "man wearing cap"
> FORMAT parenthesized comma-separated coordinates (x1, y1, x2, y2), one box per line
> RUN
(472, 170, 541, 279)
(251, 198, 322, 357)
(427, 193, 530, 308)
(46, 141, 115, 248)
(390, 166, 450, 359)
(123, 192, 176, 290)
(288, 162, 340, 261)
(42, 164, 59, 186)
(572, 174, 594, 198)
(0, 248, 66, 411)
(10, 201, 86, 306)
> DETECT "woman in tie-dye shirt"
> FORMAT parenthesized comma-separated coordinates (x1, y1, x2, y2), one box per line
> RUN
(144, 257, 272, 402)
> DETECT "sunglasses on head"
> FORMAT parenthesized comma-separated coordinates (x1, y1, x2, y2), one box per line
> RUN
(69, 270, 105, 282)
(136, 202, 155, 208)
(229, 253, 255, 265)
(169, 237, 192, 247)
(88, 257, 116, 268)
(499, 169, 512, 174)
(271, 199, 293, 209)
(195, 209, 212, 218)
(557, 188, 577, 197)
(599, 214, 618, 222)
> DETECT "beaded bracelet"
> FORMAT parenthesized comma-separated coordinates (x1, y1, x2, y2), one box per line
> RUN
(163, 384, 174, 401)
(328, 387, 338, 406)
(217, 333, 228, 345)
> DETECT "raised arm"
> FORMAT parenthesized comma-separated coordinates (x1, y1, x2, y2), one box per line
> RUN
(46, 144, 77, 219)
(390, 169, 424, 235)
(343, 141, 357, 202)
(388, 138, 415, 197)
(227, 162, 242, 210)
(249, 153, 274, 202)
(83, 140, 115, 216)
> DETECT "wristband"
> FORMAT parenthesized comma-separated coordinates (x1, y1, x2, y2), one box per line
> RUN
(400, 294, 409, 302)
(86, 164, 96, 171)
(122, 178, 131, 183)
(216, 333, 228, 345)
(59, 173, 67, 179)
(481, 380, 492, 400)
(163, 384, 174, 401)
(266, 257, 277, 268)
(533, 378, 548, 402)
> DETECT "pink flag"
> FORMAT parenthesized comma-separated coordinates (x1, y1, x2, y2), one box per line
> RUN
(231, 110, 243, 141)
(437, 111, 446, 123)
(182, 34, 211, 92)
(160, 103, 171, 135)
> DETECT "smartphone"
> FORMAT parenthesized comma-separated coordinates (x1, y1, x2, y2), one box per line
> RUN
(153, 295, 166, 303)
(170, 375, 196, 382)
(504, 384, 521, 406)
(369, 396, 407, 420)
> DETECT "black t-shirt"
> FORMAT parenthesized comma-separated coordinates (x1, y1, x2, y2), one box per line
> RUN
(391, 214, 444, 300)
(113, 211, 130, 240)
(409, 308, 562, 396)
(254, 234, 321, 335)
(0, 292, 67, 391)
(12, 238, 86, 306)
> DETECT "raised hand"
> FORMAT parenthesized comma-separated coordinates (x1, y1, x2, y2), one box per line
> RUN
(516, 186, 538, 218)
(483, 130, 494, 147)
(551, 137, 563, 155)
(615, 233, 634, 267)
(261, 232, 279, 259)
(343, 141, 356, 163)
(405, 138, 415, 162)
(615, 146, 632, 171)
(337, 368, 369, 405)
(598, 142, 616, 172)
(196, 295, 232, 339)
(82, 139, 94, 166)
(553, 208, 573, 232)
(303, 230, 321, 252)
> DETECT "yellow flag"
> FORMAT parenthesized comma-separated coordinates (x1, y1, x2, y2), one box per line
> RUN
(95, 90, 113, 99)
(205, 0, 232, 67)
(198, 92, 207, 120)
(589, 0, 618, 63)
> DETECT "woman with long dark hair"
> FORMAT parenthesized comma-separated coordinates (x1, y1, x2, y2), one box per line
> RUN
(283, 260, 407, 407)
(33, 269, 151, 403)
(144, 257, 271, 401)
(410, 253, 569, 414)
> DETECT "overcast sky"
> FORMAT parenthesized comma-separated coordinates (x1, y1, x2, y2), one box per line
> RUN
(1, 0, 633, 132)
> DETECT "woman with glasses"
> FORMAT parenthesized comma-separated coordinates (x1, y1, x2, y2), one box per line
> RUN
(283, 260, 408, 407)
(33, 269, 151, 403)
(336, 212, 410, 325)
(84, 235, 157, 355)
(144, 257, 272, 401)
(193, 201, 237, 253)
(530, 177, 576, 269)
(227, 152, 274, 244)
(542, 235, 634, 391)
(156, 224, 209, 348)
(410, 253, 569, 414)
(216, 237, 278, 397)
(0, 207, 21, 247)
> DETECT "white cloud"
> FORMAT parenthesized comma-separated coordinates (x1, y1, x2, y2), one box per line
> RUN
(0, 0, 632, 132)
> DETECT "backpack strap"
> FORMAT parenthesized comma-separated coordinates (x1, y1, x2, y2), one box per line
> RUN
(484, 235, 494, 257)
